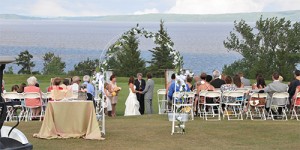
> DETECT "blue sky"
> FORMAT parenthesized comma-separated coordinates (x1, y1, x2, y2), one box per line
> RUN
(1, 0, 300, 17)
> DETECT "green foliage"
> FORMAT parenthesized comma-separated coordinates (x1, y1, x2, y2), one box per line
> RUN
(68, 58, 99, 76)
(4, 66, 14, 74)
(148, 20, 179, 77)
(15, 50, 35, 74)
(107, 32, 146, 77)
(43, 52, 66, 75)
(223, 16, 300, 80)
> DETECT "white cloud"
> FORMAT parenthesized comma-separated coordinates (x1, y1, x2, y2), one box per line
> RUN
(167, 0, 300, 14)
(134, 8, 159, 15)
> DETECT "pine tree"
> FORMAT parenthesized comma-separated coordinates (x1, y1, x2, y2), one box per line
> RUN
(68, 58, 99, 76)
(148, 20, 176, 77)
(107, 32, 146, 77)
(16, 50, 35, 74)
(43, 52, 66, 75)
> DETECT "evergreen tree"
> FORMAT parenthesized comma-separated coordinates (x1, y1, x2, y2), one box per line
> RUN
(16, 50, 35, 74)
(43, 52, 66, 75)
(107, 32, 146, 77)
(148, 20, 177, 77)
(68, 58, 99, 76)
(223, 17, 300, 80)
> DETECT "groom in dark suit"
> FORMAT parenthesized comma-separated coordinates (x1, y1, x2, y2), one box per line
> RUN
(135, 73, 146, 115)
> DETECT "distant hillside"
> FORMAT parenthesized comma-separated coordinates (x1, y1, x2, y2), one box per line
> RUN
(1, 10, 300, 22)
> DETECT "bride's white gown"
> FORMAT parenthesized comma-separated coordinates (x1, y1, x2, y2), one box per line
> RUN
(124, 86, 141, 116)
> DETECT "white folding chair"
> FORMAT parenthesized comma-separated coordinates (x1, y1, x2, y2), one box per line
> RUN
(23, 92, 44, 121)
(203, 91, 222, 121)
(197, 90, 208, 118)
(291, 92, 300, 120)
(247, 93, 268, 120)
(2, 92, 22, 121)
(157, 89, 168, 114)
(268, 92, 289, 121)
(223, 91, 245, 120)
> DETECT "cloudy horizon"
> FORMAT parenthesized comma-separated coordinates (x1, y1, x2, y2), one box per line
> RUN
(1, 0, 300, 17)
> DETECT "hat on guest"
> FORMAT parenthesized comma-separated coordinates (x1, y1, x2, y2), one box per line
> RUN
(72, 76, 81, 83)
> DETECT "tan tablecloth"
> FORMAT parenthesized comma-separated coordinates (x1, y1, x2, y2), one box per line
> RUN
(34, 101, 102, 140)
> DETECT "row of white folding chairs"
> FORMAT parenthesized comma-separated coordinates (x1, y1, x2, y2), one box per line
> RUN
(1, 92, 49, 122)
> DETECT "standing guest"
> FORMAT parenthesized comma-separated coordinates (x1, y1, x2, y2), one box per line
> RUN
(60, 78, 72, 90)
(103, 83, 112, 117)
(82, 75, 95, 100)
(239, 72, 251, 86)
(288, 70, 300, 107)
(252, 74, 266, 90)
(47, 77, 63, 92)
(11, 85, 19, 92)
(140, 73, 155, 114)
(220, 76, 237, 92)
(17, 83, 26, 93)
(211, 70, 226, 88)
(108, 75, 121, 117)
(263, 72, 289, 114)
(233, 74, 244, 88)
(71, 76, 81, 92)
(24, 76, 42, 119)
(134, 73, 146, 115)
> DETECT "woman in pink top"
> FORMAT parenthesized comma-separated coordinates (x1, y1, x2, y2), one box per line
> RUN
(24, 76, 42, 117)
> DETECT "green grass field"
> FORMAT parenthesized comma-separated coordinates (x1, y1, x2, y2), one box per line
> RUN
(3, 75, 300, 149)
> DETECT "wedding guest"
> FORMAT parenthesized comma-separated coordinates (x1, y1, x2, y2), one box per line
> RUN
(263, 72, 288, 114)
(134, 73, 146, 115)
(24, 76, 42, 119)
(166, 73, 176, 109)
(17, 83, 26, 93)
(140, 73, 155, 114)
(186, 76, 193, 90)
(168, 74, 190, 100)
(196, 73, 215, 106)
(279, 76, 284, 82)
(108, 75, 121, 117)
(104, 82, 112, 117)
(252, 74, 266, 90)
(11, 85, 19, 92)
(239, 72, 251, 86)
(220, 76, 237, 92)
(71, 76, 81, 92)
(233, 74, 244, 88)
(2, 80, 5, 93)
(292, 85, 300, 106)
(288, 70, 300, 107)
(206, 75, 213, 83)
(211, 70, 225, 88)
(191, 75, 200, 91)
(60, 78, 72, 90)
(48, 77, 63, 92)
(83, 75, 95, 100)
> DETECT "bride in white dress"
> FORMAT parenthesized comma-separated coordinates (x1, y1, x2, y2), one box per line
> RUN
(124, 77, 141, 116)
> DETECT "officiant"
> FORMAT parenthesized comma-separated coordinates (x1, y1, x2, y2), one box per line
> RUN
(134, 73, 146, 115)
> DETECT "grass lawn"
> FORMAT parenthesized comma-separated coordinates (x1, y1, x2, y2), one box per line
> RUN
(3, 75, 299, 149)
(4, 115, 300, 150)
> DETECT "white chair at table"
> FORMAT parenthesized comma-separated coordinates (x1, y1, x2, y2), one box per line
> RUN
(197, 90, 208, 118)
(2, 92, 22, 121)
(223, 91, 245, 120)
(247, 93, 268, 120)
(203, 91, 222, 121)
(291, 92, 300, 120)
(268, 92, 289, 121)
(157, 89, 168, 114)
(22, 92, 44, 121)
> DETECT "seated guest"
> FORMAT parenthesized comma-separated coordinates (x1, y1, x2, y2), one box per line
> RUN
(206, 75, 213, 83)
(166, 73, 176, 108)
(211, 70, 225, 88)
(60, 78, 72, 90)
(167, 75, 190, 101)
(186, 76, 193, 90)
(11, 85, 19, 92)
(71, 76, 81, 92)
(263, 72, 289, 114)
(17, 83, 26, 93)
(2, 80, 5, 93)
(292, 85, 300, 106)
(191, 75, 200, 91)
(288, 70, 300, 106)
(233, 74, 244, 88)
(24, 76, 42, 118)
(279, 76, 284, 82)
(220, 76, 236, 92)
(82, 75, 95, 100)
(47, 77, 63, 92)
(196, 73, 215, 106)
(239, 72, 251, 86)
(252, 74, 266, 90)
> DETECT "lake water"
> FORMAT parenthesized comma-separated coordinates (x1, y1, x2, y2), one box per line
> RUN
(0, 20, 242, 75)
